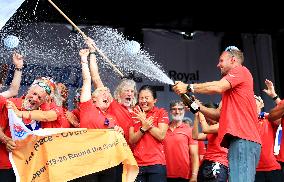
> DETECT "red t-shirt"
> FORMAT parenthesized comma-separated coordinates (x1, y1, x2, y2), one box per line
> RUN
(40, 102, 68, 129)
(204, 133, 228, 167)
(0, 95, 12, 169)
(164, 123, 197, 179)
(79, 100, 113, 129)
(131, 107, 169, 166)
(276, 100, 284, 162)
(108, 100, 133, 143)
(198, 141, 206, 156)
(219, 65, 261, 148)
(257, 117, 280, 171)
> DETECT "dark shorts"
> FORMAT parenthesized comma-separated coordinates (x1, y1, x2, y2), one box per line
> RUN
(255, 169, 283, 182)
(0, 168, 16, 182)
(136, 164, 166, 182)
(197, 160, 228, 182)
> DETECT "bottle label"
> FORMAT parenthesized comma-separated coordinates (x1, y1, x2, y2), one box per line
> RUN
(191, 102, 199, 111)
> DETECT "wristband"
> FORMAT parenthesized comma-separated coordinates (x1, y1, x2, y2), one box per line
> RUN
(89, 52, 96, 55)
(140, 127, 146, 134)
(28, 111, 31, 120)
(272, 95, 279, 101)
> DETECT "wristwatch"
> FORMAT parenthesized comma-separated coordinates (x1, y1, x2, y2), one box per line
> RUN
(140, 127, 146, 134)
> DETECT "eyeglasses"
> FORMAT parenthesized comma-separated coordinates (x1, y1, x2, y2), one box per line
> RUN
(170, 107, 184, 111)
(225, 46, 240, 57)
(37, 82, 51, 95)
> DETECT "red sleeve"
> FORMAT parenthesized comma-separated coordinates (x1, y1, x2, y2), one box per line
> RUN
(158, 108, 169, 124)
(223, 66, 244, 88)
(0, 96, 7, 128)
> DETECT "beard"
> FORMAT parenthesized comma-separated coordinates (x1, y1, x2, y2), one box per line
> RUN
(171, 114, 184, 121)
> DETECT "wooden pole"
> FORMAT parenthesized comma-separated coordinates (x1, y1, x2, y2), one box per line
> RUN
(47, 0, 124, 77)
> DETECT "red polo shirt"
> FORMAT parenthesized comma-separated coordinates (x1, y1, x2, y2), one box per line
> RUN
(276, 100, 284, 162)
(40, 102, 67, 128)
(108, 100, 133, 143)
(164, 123, 198, 179)
(131, 106, 169, 166)
(79, 100, 115, 129)
(0, 95, 12, 169)
(198, 141, 206, 159)
(257, 117, 280, 171)
(218, 65, 261, 148)
(204, 133, 228, 167)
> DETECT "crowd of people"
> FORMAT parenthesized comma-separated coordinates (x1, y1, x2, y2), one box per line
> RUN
(0, 40, 284, 182)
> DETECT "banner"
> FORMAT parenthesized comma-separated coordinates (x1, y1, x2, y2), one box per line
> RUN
(8, 110, 138, 182)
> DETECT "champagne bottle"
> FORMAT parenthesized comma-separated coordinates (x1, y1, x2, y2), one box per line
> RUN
(180, 93, 200, 114)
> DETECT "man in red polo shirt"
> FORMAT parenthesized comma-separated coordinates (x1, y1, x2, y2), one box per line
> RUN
(173, 46, 261, 182)
(0, 76, 65, 181)
(164, 100, 199, 182)
(254, 95, 283, 182)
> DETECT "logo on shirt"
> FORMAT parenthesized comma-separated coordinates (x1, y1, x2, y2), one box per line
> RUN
(228, 73, 236, 77)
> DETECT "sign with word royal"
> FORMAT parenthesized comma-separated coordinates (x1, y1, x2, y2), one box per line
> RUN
(10, 129, 138, 182)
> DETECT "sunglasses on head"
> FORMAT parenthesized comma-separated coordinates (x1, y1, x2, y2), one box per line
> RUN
(37, 82, 51, 95)
(225, 46, 240, 57)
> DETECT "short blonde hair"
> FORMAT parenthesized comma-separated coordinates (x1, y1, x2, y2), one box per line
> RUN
(92, 86, 111, 98)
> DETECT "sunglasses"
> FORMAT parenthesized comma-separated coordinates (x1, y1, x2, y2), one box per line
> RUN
(225, 46, 239, 57)
(37, 82, 51, 95)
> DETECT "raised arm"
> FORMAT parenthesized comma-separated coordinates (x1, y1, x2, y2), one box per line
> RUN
(79, 49, 92, 103)
(192, 112, 207, 140)
(0, 52, 24, 98)
(263, 79, 281, 104)
(85, 37, 104, 89)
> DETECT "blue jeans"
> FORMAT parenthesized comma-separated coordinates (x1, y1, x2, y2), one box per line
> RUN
(135, 164, 166, 182)
(228, 137, 261, 182)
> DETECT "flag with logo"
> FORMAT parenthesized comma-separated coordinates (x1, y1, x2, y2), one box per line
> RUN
(8, 109, 138, 182)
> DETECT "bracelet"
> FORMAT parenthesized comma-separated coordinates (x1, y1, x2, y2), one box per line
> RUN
(28, 111, 31, 120)
(15, 67, 23, 71)
(140, 127, 146, 134)
(192, 172, 197, 176)
(89, 52, 96, 55)
(272, 95, 279, 101)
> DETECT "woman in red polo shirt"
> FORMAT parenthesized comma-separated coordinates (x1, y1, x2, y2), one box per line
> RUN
(192, 102, 229, 182)
(129, 85, 169, 182)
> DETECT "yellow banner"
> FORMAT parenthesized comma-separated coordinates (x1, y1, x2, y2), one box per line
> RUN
(11, 129, 138, 182)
